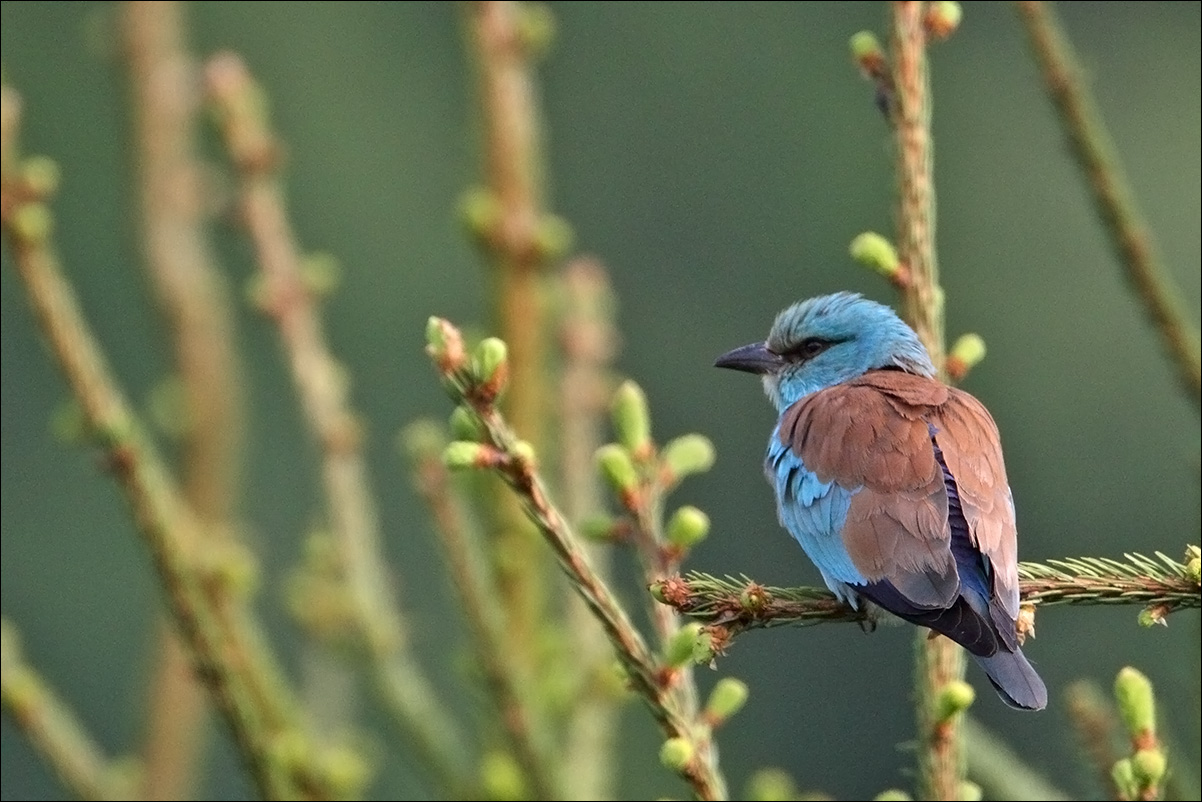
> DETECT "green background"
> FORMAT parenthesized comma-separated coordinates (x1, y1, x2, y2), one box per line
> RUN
(2, 2, 1199, 799)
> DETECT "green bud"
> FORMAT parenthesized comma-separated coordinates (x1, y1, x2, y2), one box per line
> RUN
(925, 1, 963, 40)
(1137, 604, 1169, 627)
(1111, 758, 1137, 802)
(745, 768, 797, 802)
(648, 581, 668, 604)
(947, 333, 987, 380)
(448, 406, 486, 442)
(480, 750, 526, 801)
(661, 434, 716, 483)
(705, 677, 749, 724)
(935, 680, 976, 721)
(666, 505, 710, 549)
(579, 513, 618, 542)
(21, 155, 60, 198)
(534, 214, 574, 263)
(301, 251, 341, 297)
(850, 31, 885, 66)
(659, 737, 694, 772)
(1114, 666, 1156, 739)
(849, 231, 901, 279)
(1131, 748, 1167, 789)
(202, 541, 260, 598)
(471, 337, 509, 394)
(425, 316, 467, 374)
(957, 780, 983, 801)
(12, 202, 52, 244)
(595, 443, 639, 495)
(459, 186, 500, 240)
(398, 418, 446, 460)
(443, 440, 489, 470)
(517, 3, 556, 58)
(317, 745, 371, 797)
(1185, 545, 1200, 585)
(510, 439, 537, 470)
(664, 622, 704, 668)
(873, 791, 913, 802)
(611, 380, 652, 456)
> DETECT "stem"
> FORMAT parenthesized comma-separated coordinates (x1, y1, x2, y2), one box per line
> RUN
(466, 0, 555, 665)
(204, 53, 470, 794)
(407, 428, 558, 800)
(961, 717, 1072, 800)
(1015, 1, 1202, 409)
(557, 258, 620, 800)
(122, 3, 245, 797)
(1, 83, 313, 801)
(890, 3, 959, 798)
(1, 620, 125, 801)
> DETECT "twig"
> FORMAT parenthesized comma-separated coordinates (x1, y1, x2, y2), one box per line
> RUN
(204, 53, 471, 795)
(122, 3, 245, 797)
(1015, 1, 1202, 408)
(1, 620, 126, 801)
(1064, 679, 1123, 799)
(889, 3, 959, 799)
(429, 318, 730, 800)
(464, 0, 560, 670)
(0, 81, 315, 801)
(655, 550, 1201, 633)
(557, 257, 621, 800)
(404, 424, 559, 800)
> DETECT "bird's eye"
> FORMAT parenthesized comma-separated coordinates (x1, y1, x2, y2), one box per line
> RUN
(788, 337, 831, 361)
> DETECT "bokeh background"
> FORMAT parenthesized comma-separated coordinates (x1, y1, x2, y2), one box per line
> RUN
(2, 2, 1198, 800)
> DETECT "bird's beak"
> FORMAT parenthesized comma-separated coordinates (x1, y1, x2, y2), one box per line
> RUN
(714, 341, 784, 375)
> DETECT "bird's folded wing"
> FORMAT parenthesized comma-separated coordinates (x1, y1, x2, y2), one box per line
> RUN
(778, 371, 958, 609)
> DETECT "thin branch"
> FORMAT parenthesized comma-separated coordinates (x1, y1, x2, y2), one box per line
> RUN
(1015, 0, 1202, 408)
(122, 3, 245, 797)
(203, 53, 471, 794)
(557, 257, 621, 801)
(464, 0, 559, 673)
(405, 424, 559, 800)
(428, 318, 730, 800)
(0, 81, 316, 801)
(1064, 679, 1124, 799)
(655, 550, 1201, 634)
(960, 716, 1073, 801)
(1, 620, 126, 801)
(889, 3, 959, 799)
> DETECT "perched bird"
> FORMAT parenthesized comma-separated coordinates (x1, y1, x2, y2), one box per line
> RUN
(715, 292, 1047, 710)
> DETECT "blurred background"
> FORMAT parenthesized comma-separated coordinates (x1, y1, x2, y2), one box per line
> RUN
(2, 2, 1198, 799)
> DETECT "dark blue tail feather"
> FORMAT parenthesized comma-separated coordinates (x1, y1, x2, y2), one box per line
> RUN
(972, 648, 1048, 711)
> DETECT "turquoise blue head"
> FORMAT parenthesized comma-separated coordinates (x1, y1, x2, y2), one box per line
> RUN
(715, 292, 935, 411)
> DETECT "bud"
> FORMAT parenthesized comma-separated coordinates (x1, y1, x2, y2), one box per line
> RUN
(850, 31, 886, 77)
(449, 406, 486, 442)
(21, 155, 60, 199)
(705, 677, 749, 725)
(12, 202, 52, 244)
(516, 3, 556, 58)
(611, 380, 652, 457)
(661, 434, 716, 483)
(1137, 603, 1169, 628)
(480, 750, 525, 801)
(947, 333, 987, 381)
(317, 744, 371, 797)
(509, 440, 537, 471)
(1111, 758, 1137, 802)
(666, 506, 710, 549)
(659, 737, 694, 771)
(1114, 666, 1156, 740)
(301, 252, 341, 297)
(664, 622, 704, 668)
(849, 231, 901, 280)
(745, 768, 797, 802)
(935, 680, 976, 721)
(957, 781, 983, 802)
(425, 317, 467, 374)
(925, 1, 963, 40)
(471, 337, 509, 399)
(873, 791, 912, 802)
(1185, 544, 1200, 585)
(595, 443, 638, 496)
(579, 513, 619, 542)
(442, 440, 491, 470)
(1131, 748, 1167, 789)
(459, 186, 500, 241)
(533, 214, 574, 263)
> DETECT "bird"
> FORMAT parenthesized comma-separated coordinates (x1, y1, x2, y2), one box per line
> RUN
(715, 291, 1047, 710)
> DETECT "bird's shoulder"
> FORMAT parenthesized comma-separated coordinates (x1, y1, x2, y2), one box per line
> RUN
(777, 370, 1001, 492)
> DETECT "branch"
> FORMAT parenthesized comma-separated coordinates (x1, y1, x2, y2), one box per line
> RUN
(204, 53, 471, 795)
(427, 318, 730, 800)
(0, 80, 317, 801)
(122, 3, 245, 797)
(1, 620, 127, 801)
(653, 549, 1202, 634)
(1015, 1, 1202, 408)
